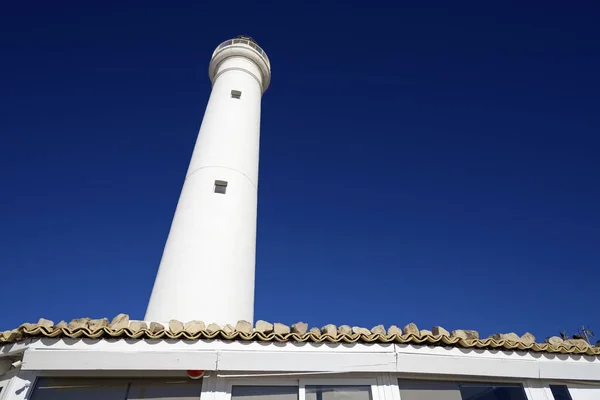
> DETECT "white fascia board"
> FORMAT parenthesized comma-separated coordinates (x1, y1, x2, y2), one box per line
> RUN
(23, 349, 219, 371)
(20, 339, 600, 382)
(395, 344, 600, 380)
(394, 344, 540, 378)
(216, 350, 396, 372)
(539, 361, 600, 381)
(395, 352, 539, 378)
(26, 338, 393, 353)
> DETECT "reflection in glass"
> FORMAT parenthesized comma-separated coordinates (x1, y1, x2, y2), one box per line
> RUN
(398, 380, 462, 400)
(231, 386, 298, 400)
(459, 383, 528, 400)
(31, 379, 129, 400)
(305, 385, 372, 400)
(128, 380, 203, 400)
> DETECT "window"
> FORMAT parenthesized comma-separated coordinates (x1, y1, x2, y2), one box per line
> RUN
(459, 383, 528, 400)
(231, 386, 298, 400)
(128, 380, 203, 400)
(31, 379, 129, 400)
(398, 380, 527, 400)
(398, 380, 461, 400)
(231, 90, 242, 99)
(31, 379, 202, 400)
(214, 180, 228, 194)
(549, 385, 573, 400)
(305, 386, 372, 400)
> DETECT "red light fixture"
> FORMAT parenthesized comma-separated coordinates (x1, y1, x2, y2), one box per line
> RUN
(187, 370, 205, 379)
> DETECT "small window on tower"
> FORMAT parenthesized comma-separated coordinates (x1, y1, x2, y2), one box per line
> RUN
(214, 180, 228, 194)
(231, 90, 242, 99)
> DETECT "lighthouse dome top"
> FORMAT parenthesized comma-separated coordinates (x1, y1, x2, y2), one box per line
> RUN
(209, 35, 271, 92)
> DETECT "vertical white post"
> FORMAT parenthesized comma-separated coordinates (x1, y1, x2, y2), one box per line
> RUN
(1, 371, 36, 400)
(145, 37, 271, 325)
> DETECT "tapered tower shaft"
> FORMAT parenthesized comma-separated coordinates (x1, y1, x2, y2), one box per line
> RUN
(145, 36, 271, 324)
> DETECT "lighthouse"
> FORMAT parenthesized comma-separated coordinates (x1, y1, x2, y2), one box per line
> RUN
(144, 36, 271, 325)
(1, 36, 599, 400)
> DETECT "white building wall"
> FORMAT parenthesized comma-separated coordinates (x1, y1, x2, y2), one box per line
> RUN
(4, 369, 600, 400)
(15, 338, 600, 384)
(5, 338, 598, 400)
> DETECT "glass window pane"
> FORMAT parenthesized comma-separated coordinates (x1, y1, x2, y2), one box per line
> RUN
(31, 378, 129, 400)
(398, 380, 462, 400)
(459, 383, 527, 400)
(549, 385, 573, 400)
(305, 386, 371, 400)
(128, 380, 202, 400)
(231, 386, 298, 400)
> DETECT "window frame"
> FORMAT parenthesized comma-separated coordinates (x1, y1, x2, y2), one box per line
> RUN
(0, 374, 14, 400)
(0, 382, 6, 400)
(548, 384, 573, 400)
(540, 381, 575, 400)
(225, 377, 299, 400)
(395, 376, 533, 400)
(28, 376, 203, 400)
(224, 377, 380, 400)
(299, 377, 379, 400)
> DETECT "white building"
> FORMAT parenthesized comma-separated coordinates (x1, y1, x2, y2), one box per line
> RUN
(1, 36, 599, 400)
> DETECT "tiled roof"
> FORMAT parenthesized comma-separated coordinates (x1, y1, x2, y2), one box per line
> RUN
(2, 315, 599, 356)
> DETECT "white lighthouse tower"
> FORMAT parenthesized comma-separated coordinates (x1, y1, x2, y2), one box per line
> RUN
(144, 36, 271, 325)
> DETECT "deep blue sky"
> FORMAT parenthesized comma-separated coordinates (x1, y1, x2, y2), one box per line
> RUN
(1, 1, 599, 341)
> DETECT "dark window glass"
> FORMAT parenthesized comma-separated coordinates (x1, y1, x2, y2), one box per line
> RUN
(459, 383, 527, 400)
(398, 380, 528, 400)
(31, 378, 202, 400)
(31, 378, 128, 400)
(214, 180, 228, 194)
(549, 385, 573, 400)
(231, 386, 297, 400)
(128, 380, 202, 400)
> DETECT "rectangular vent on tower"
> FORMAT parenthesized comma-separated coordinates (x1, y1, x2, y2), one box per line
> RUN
(214, 180, 228, 194)
(231, 90, 242, 99)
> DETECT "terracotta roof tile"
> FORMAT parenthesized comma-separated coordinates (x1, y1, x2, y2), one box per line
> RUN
(1, 315, 598, 356)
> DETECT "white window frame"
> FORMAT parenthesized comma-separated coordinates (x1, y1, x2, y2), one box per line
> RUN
(0, 377, 11, 400)
(539, 380, 581, 400)
(394, 375, 535, 400)
(299, 377, 379, 400)
(223, 376, 380, 400)
(1, 371, 37, 400)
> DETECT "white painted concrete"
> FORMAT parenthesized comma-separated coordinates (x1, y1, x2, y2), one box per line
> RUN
(523, 380, 551, 400)
(0, 371, 35, 400)
(566, 385, 600, 400)
(16, 338, 600, 382)
(0, 369, 19, 399)
(145, 37, 271, 325)
(4, 338, 600, 400)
